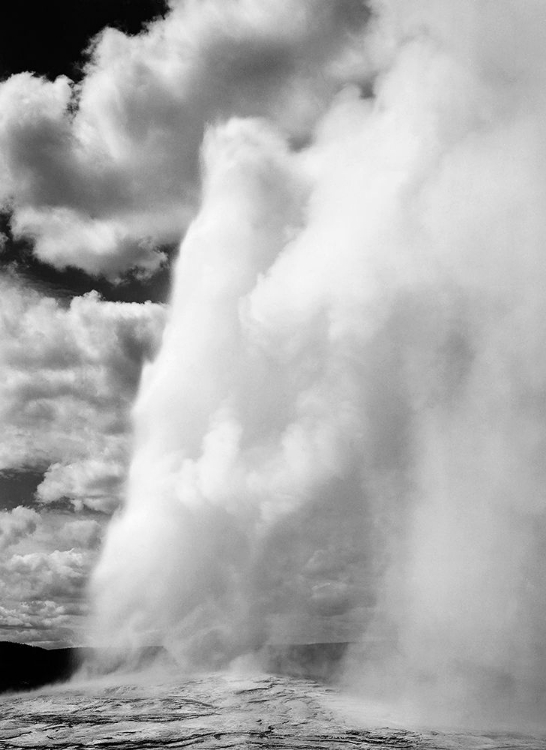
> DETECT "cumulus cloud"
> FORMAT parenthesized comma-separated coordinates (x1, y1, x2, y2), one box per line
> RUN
(0, 279, 165, 510)
(4, 549, 87, 599)
(0, 0, 369, 276)
(0, 506, 39, 551)
(36, 460, 126, 513)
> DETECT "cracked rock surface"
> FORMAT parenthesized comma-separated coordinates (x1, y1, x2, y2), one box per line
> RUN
(0, 672, 545, 749)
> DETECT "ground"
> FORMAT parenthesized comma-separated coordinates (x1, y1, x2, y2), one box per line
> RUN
(0, 672, 545, 749)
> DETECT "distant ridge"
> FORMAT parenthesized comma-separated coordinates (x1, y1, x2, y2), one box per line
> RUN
(0, 640, 352, 693)
(0, 642, 81, 694)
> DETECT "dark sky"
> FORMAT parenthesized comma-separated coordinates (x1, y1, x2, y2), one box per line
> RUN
(0, 0, 167, 81)
(0, 470, 45, 510)
(0, 0, 173, 304)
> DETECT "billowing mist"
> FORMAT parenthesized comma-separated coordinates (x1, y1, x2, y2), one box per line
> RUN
(88, 0, 546, 727)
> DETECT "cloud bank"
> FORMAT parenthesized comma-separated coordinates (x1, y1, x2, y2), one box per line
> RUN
(0, 507, 104, 646)
(0, 280, 165, 510)
(0, 263, 164, 642)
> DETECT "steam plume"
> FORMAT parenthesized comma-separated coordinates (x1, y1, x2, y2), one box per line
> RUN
(90, 0, 546, 726)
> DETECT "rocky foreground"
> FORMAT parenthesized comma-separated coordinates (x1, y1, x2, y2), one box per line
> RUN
(1, 671, 545, 750)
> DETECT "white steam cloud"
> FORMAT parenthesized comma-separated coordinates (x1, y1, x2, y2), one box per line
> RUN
(88, 0, 546, 728)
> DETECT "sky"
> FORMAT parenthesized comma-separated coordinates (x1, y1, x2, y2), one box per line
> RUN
(0, 0, 171, 647)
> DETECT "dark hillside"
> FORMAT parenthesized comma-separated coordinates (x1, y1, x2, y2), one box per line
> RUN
(0, 642, 81, 694)
(0, 640, 352, 694)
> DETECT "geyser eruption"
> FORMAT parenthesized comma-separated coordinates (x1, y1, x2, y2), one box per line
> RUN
(90, 0, 546, 725)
